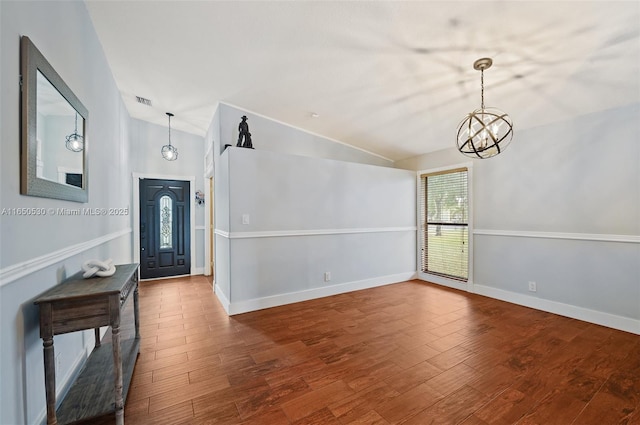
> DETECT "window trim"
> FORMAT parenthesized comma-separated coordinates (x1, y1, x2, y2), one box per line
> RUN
(416, 163, 474, 291)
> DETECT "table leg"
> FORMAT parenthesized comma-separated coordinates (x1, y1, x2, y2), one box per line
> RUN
(43, 336, 57, 425)
(111, 323, 124, 425)
(133, 285, 140, 339)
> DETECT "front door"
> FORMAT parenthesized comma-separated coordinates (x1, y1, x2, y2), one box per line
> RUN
(139, 178, 191, 279)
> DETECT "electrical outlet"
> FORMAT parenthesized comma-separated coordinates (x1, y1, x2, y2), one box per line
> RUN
(528, 281, 537, 292)
(324, 272, 331, 282)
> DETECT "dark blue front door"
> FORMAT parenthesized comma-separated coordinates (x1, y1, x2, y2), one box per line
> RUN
(139, 179, 191, 279)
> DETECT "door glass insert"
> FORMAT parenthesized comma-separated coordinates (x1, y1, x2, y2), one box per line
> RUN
(160, 195, 173, 249)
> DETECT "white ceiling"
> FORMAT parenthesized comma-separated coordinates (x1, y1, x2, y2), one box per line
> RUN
(86, 0, 640, 162)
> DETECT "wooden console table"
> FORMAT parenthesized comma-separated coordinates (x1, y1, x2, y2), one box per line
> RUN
(34, 263, 140, 425)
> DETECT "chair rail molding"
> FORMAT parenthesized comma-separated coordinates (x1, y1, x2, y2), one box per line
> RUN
(473, 229, 639, 244)
(214, 226, 417, 239)
(0, 228, 132, 287)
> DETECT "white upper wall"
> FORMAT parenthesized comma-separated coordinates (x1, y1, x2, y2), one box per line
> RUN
(471, 104, 639, 235)
(398, 103, 640, 236)
(130, 118, 205, 180)
(227, 148, 415, 233)
(129, 117, 206, 226)
(219, 103, 394, 167)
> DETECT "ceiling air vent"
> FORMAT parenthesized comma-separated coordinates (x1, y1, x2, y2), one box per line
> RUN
(135, 96, 152, 106)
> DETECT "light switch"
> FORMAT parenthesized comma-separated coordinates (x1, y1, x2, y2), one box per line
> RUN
(242, 214, 250, 225)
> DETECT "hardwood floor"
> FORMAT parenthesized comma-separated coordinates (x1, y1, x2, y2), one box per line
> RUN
(110, 276, 639, 424)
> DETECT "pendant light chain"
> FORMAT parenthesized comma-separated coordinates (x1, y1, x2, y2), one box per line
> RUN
(168, 113, 172, 146)
(480, 68, 485, 110)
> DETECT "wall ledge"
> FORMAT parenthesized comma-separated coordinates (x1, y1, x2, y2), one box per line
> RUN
(0, 228, 132, 288)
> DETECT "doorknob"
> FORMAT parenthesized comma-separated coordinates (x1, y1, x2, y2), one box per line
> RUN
(141, 247, 145, 251)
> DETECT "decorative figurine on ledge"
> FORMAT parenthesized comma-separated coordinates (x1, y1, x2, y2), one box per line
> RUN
(236, 115, 254, 149)
(243, 132, 253, 149)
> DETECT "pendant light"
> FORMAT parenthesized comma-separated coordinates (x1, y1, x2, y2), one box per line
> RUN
(161, 112, 178, 161)
(65, 112, 84, 152)
(456, 58, 513, 159)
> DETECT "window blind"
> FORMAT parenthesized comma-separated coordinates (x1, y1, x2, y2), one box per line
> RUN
(420, 168, 469, 281)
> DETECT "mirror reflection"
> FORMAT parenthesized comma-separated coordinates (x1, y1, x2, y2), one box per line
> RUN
(36, 70, 84, 188)
(21, 35, 88, 203)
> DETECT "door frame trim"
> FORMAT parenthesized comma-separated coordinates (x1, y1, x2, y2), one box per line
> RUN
(132, 172, 197, 276)
(204, 176, 213, 277)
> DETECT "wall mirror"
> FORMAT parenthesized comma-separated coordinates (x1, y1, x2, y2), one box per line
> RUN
(21, 36, 88, 203)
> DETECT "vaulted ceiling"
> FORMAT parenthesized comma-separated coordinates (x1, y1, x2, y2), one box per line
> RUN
(86, 1, 640, 161)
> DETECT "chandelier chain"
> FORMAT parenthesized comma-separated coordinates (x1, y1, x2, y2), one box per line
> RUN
(480, 69, 485, 110)
(168, 114, 172, 146)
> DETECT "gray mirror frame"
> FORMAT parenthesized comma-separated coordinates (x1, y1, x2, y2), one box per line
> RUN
(20, 36, 89, 203)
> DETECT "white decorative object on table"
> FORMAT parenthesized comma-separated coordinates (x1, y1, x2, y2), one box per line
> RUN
(82, 259, 116, 278)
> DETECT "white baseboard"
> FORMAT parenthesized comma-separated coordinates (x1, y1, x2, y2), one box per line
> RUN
(418, 272, 470, 291)
(472, 284, 640, 335)
(139, 267, 204, 282)
(214, 284, 231, 314)
(227, 272, 417, 315)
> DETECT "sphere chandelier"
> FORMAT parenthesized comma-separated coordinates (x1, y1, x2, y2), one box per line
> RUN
(65, 112, 84, 152)
(456, 58, 513, 159)
(161, 112, 178, 161)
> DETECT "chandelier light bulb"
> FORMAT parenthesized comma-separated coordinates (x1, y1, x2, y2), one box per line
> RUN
(68, 136, 82, 151)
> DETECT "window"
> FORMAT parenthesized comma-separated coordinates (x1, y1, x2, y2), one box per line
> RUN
(160, 195, 173, 249)
(420, 168, 469, 281)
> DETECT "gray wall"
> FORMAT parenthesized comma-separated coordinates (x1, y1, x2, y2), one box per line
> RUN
(129, 118, 206, 273)
(219, 147, 417, 313)
(397, 103, 640, 333)
(212, 104, 414, 312)
(0, 1, 133, 424)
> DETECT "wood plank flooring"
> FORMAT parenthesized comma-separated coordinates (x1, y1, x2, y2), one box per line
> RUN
(108, 276, 639, 424)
